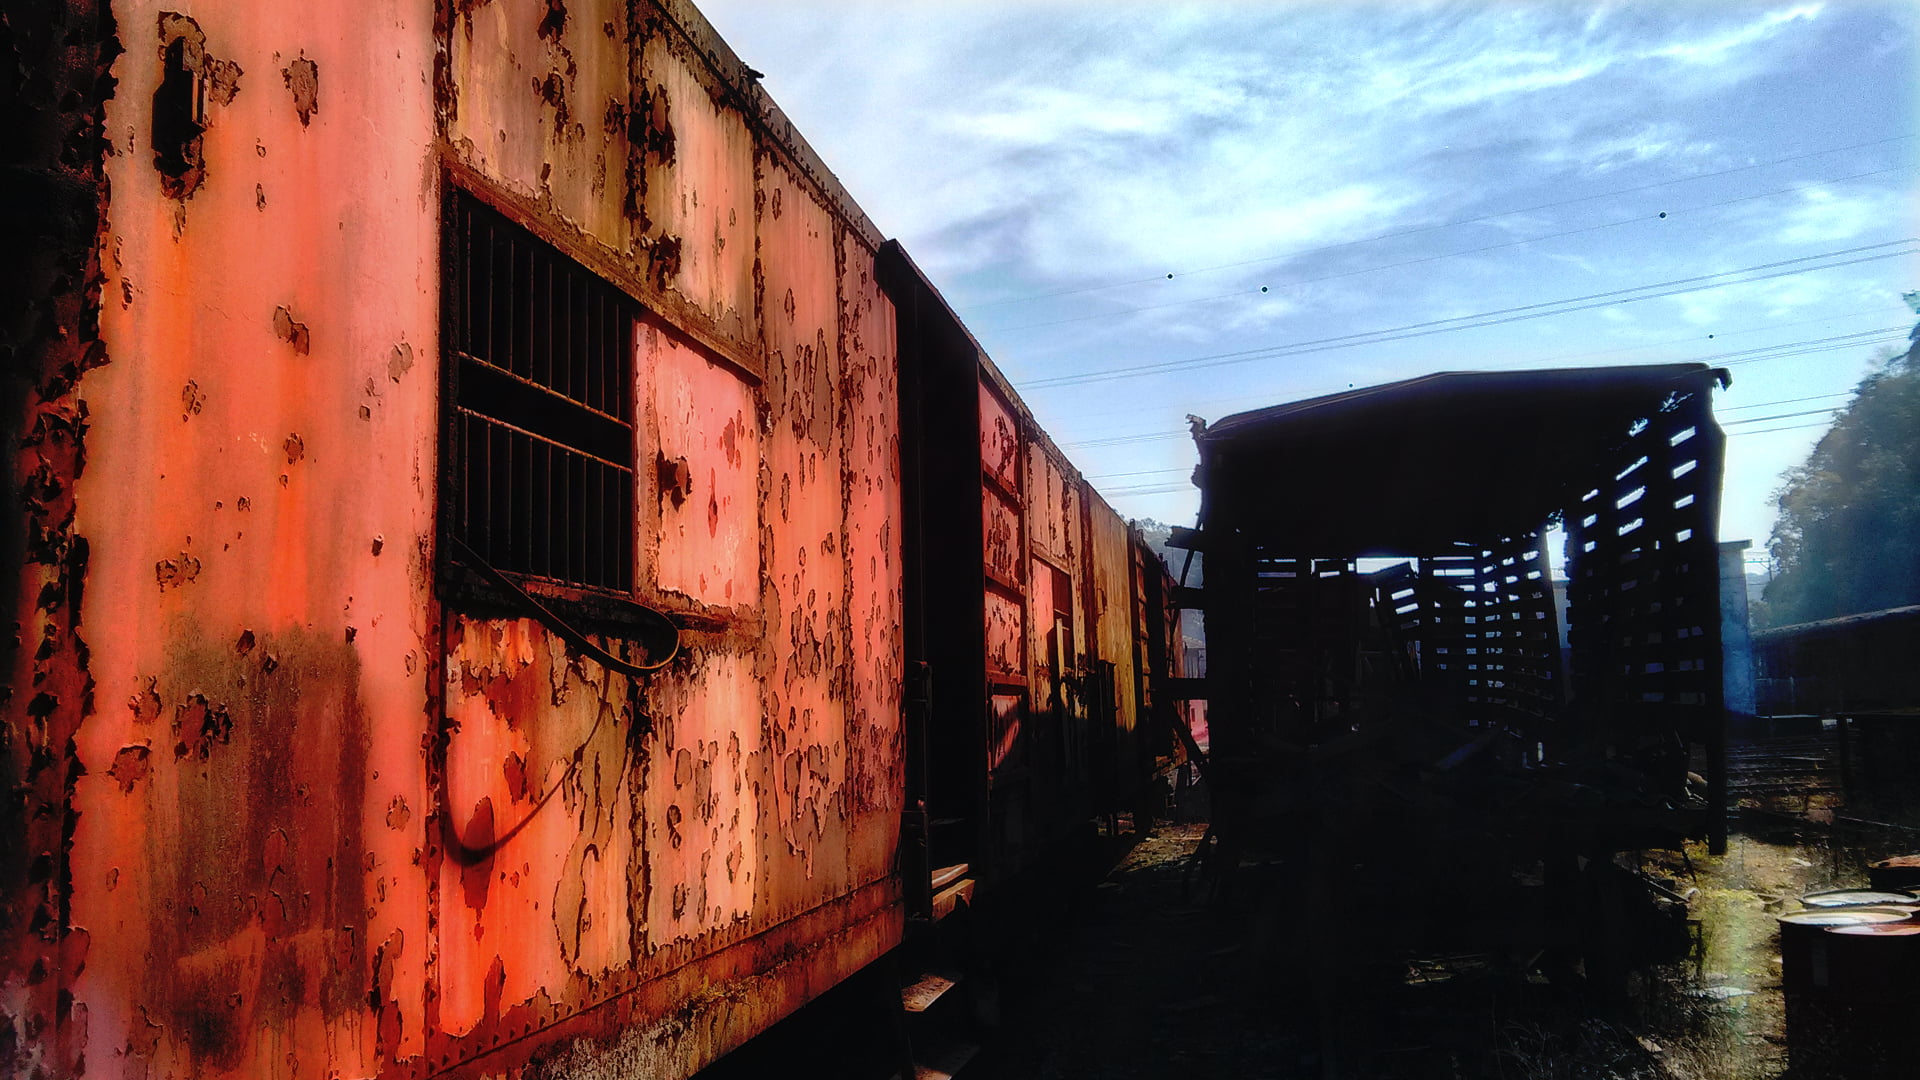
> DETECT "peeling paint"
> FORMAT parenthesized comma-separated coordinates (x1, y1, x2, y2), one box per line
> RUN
(387, 342, 415, 383)
(282, 54, 319, 127)
(271, 305, 310, 354)
(108, 744, 152, 792)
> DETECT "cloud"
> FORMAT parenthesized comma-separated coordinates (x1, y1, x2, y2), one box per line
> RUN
(1644, 4, 1824, 66)
(1774, 187, 1897, 245)
(1530, 121, 1719, 176)
(1670, 271, 1840, 326)
(697, 0, 1872, 339)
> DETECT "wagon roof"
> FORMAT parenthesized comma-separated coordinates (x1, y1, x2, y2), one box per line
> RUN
(1196, 362, 1728, 552)
(1202, 362, 1724, 443)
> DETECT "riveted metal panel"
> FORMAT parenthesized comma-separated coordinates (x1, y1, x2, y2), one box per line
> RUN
(447, 0, 636, 260)
(839, 230, 904, 887)
(643, 316, 761, 609)
(755, 153, 851, 920)
(18, 2, 907, 1078)
(635, 34, 757, 345)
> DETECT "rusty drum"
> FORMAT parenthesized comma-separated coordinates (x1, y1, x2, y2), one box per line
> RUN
(1868, 855, 1920, 893)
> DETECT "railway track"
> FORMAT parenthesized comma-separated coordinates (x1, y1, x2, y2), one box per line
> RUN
(1726, 730, 1842, 817)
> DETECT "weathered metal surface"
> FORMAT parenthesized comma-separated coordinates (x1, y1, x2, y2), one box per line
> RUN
(1869, 855, 1920, 893)
(982, 488, 1021, 586)
(1026, 443, 1078, 565)
(756, 153, 852, 919)
(643, 316, 761, 609)
(1, 6, 117, 1078)
(984, 591, 1026, 681)
(633, 28, 757, 345)
(1754, 605, 1920, 719)
(446, 0, 635, 255)
(978, 380, 1019, 493)
(8, 1, 905, 1078)
(838, 230, 905, 887)
(1087, 498, 1141, 790)
(68, 5, 440, 1077)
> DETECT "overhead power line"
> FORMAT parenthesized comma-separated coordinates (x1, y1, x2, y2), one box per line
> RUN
(1063, 327, 1907, 448)
(1085, 466, 1192, 481)
(1040, 305, 1900, 429)
(1726, 420, 1840, 438)
(961, 132, 1918, 313)
(989, 163, 1914, 335)
(1024, 240, 1918, 391)
(1064, 326, 1902, 452)
(1722, 407, 1844, 426)
(1717, 392, 1851, 412)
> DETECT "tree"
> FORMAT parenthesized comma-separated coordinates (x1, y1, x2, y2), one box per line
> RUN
(1760, 293, 1920, 627)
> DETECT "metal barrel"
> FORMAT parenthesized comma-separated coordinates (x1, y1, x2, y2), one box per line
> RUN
(1868, 855, 1920, 893)
(1779, 908, 1918, 1078)
(1778, 907, 1914, 995)
(1798, 888, 1920, 909)
(1824, 922, 1920, 1001)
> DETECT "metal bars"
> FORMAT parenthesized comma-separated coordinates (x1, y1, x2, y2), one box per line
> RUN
(448, 191, 636, 593)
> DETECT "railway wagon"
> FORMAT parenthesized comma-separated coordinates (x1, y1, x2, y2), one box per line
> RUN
(1754, 605, 1920, 721)
(883, 247, 1187, 918)
(1, 2, 1179, 1078)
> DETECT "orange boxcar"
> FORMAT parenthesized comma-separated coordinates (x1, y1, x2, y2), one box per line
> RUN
(5, 1, 902, 1076)
(2, 3, 1185, 1078)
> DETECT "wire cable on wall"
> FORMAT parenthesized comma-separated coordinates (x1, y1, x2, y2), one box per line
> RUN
(447, 535, 679, 675)
(437, 537, 678, 864)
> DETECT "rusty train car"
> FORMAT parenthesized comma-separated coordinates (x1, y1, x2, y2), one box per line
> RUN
(1, 2, 1183, 1078)
(1753, 605, 1920, 721)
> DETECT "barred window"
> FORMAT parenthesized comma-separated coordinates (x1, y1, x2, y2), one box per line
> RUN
(445, 190, 635, 593)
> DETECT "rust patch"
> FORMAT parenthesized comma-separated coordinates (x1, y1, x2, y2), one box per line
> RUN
(503, 751, 529, 801)
(536, 71, 569, 126)
(132, 632, 373, 1068)
(155, 551, 201, 591)
(128, 676, 162, 722)
(461, 796, 496, 911)
(271, 306, 310, 354)
(650, 233, 682, 290)
(180, 379, 204, 420)
(283, 432, 305, 465)
(108, 744, 153, 792)
(387, 341, 414, 382)
(386, 795, 412, 830)
(171, 691, 233, 759)
(657, 453, 692, 508)
(152, 13, 241, 200)
(369, 928, 406, 1062)
(634, 80, 674, 166)
(538, 0, 567, 41)
(234, 628, 254, 654)
(282, 54, 319, 127)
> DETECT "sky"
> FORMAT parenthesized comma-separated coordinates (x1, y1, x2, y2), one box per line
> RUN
(700, 0, 1918, 569)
